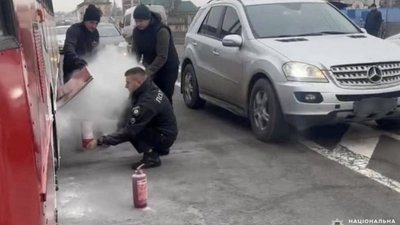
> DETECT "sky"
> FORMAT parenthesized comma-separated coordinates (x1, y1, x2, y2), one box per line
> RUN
(53, 0, 208, 12)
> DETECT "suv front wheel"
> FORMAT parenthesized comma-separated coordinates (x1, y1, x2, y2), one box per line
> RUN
(182, 64, 205, 109)
(249, 79, 289, 142)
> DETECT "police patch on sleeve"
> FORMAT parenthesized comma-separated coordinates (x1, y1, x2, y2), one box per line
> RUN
(131, 106, 141, 117)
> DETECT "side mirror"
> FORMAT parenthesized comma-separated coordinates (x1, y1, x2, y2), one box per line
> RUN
(222, 34, 242, 47)
(360, 28, 367, 33)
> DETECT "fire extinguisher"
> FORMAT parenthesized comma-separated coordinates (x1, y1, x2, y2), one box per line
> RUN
(132, 164, 148, 208)
(81, 120, 94, 149)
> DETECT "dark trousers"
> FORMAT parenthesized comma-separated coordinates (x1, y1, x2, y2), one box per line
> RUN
(63, 61, 79, 83)
(130, 128, 176, 154)
(153, 66, 179, 104)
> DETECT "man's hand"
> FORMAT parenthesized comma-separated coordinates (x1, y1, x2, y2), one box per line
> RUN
(73, 58, 87, 69)
(85, 139, 97, 150)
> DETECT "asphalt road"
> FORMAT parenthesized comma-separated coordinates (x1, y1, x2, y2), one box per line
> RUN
(55, 43, 400, 225)
(56, 93, 400, 225)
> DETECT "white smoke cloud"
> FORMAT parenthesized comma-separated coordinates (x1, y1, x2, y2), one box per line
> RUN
(57, 45, 141, 151)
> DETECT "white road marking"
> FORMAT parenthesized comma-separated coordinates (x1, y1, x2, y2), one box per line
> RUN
(340, 124, 381, 158)
(341, 137, 379, 159)
(299, 138, 400, 193)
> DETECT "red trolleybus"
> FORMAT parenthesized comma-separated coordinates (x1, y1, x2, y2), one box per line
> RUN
(0, 0, 91, 224)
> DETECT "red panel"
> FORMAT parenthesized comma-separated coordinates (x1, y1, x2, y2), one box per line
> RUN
(1, 1, 64, 224)
(0, 49, 42, 225)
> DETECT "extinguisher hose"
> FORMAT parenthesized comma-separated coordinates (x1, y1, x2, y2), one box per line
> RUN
(136, 163, 145, 171)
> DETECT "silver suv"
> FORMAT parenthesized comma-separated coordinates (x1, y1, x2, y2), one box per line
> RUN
(181, 0, 400, 142)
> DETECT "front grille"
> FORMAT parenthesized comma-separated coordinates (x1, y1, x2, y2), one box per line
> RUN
(330, 62, 400, 88)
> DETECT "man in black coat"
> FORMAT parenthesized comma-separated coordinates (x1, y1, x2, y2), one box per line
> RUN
(62, 4, 101, 83)
(365, 4, 383, 37)
(86, 67, 178, 169)
(131, 4, 180, 104)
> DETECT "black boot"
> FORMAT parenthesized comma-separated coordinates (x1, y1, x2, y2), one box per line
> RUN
(131, 150, 161, 169)
(156, 148, 170, 156)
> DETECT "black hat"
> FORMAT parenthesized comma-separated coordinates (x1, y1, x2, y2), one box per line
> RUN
(83, 4, 102, 22)
(134, 5, 151, 20)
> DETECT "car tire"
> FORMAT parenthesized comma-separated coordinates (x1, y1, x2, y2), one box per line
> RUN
(376, 118, 400, 129)
(249, 78, 289, 142)
(182, 64, 205, 109)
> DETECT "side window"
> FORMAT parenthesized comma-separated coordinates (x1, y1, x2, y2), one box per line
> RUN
(0, 6, 5, 37)
(0, 0, 18, 51)
(0, 0, 15, 37)
(221, 7, 241, 38)
(188, 7, 206, 32)
(124, 14, 131, 26)
(198, 6, 225, 38)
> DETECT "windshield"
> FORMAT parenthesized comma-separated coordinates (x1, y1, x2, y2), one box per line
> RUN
(98, 26, 120, 37)
(246, 2, 360, 38)
(56, 26, 69, 35)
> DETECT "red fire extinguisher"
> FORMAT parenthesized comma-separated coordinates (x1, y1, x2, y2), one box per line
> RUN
(81, 120, 94, 149)
(132, 164, 148, 208)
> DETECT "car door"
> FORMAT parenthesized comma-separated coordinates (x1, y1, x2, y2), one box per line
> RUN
(193, 6, 226, 98)
(214, 6, 244, 105)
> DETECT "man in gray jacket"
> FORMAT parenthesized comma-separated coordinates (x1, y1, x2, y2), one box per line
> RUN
(131, 4, 180, 104)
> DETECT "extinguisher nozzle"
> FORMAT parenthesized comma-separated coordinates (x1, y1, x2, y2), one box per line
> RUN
(136, 163, 145, 171)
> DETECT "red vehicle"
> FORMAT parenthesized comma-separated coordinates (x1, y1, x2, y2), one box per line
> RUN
(0, 1, 91, 225)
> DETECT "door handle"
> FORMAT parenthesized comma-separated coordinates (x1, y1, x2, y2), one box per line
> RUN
(212, 49, 220, 56)
(192, 41, 198, 46)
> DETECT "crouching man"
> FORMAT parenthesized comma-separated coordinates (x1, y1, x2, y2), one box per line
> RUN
(86, 67, 178, 169)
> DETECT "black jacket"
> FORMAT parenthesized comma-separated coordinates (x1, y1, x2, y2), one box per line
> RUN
(63, 23, 99, 72)
(365, 9, 383, 36)
(132, 12, 179, 77)
(101, 79, 178, 145)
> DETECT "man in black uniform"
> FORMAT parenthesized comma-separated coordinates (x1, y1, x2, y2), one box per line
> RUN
(131, 4, 180, 104)
(63, 4, 101, 83)
(86, 67, 178, 169)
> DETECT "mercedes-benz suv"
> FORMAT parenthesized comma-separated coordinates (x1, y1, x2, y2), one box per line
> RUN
(181, 0, 400, 142)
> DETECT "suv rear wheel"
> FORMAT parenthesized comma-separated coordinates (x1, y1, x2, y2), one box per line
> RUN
(182, 64, 205, 109)
(249, 79, 289, 142)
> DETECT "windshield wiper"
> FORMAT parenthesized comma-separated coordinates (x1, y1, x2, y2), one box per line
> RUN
(296, 31, 350, 36)
(268, 34, 300, 38)
(267, 31, 350, 39)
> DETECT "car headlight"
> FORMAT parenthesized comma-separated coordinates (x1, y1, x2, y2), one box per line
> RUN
(283, 62, 328, 82)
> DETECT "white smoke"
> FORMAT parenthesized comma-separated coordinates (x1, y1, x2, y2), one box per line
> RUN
(57, 45, 141, 151)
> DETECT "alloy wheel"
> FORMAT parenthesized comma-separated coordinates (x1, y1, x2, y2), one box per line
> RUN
(252, 90, 270, 131)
